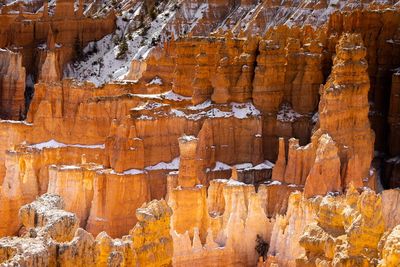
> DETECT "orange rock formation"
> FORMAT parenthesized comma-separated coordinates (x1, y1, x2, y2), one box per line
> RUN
(0, 1, 398, 267)
(273, 33, 375, 197)
(0, 195, 173, 266)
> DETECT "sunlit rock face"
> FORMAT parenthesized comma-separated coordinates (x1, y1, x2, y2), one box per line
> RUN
(271, 33, 375, 198)
(319, 33, 375, 189)
(0, 1, 399, 267)
(0, 195, 173, 266)
(0, 50, 26, 120)
(259, 186, 400, 267)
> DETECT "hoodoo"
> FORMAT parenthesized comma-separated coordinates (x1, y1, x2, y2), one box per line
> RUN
(0, 0, 398, 266)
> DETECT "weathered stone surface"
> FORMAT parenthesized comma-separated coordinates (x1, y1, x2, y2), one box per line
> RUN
(38, 51, 61, 83)
(0, 2, 399, 267)
(86, 169, 151, 238)
(47, 164, 102, 228)
(271, 137, 286, 182)
(0, 50, 25, 120)
(389, 73, 400, 158)
(319, 33, 375, 188)
(0, 197, 173, 267)
(264, 186, 399, 266)
(378, 225, 400, 267)
(0, 0, 115, 80)
(381, 189, 400, 230)
(178, 135, 200, 187)
(169, 149, 276, 266)
(19, 193, 79, 242)
(271, 33, 375, 198)
(304, 134, 341, 198)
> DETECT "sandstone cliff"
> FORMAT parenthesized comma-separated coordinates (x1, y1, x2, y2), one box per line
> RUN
(0, 2, 398, 267)
(272, 33, 375, 198)
(0, 49, 25, 120)
(261, 186, 400, 267)
(0, 195, 173, 267)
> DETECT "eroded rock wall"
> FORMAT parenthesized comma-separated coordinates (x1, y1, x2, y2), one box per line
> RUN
(0, 50, 26, 119)
(0, 195, 173, 267)
(272, 33, 375, 198)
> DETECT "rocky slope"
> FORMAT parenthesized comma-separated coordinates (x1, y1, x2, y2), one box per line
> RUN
(0, 0, 399, 267)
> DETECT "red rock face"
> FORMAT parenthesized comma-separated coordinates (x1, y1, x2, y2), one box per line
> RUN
(271, 33, 375, 197)
(0, 0, 115, 119)
(0, 1, 399, 266)
(0, 50, 25, 119)
(319, 33, 375, 188)
(86, 170, 151, 238)
(136, 8, 400, 166)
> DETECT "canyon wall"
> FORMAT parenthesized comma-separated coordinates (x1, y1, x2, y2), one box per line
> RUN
(0, 0, 115, 119)
(262, 187, 400, 266)
(0, 2, 398, 267)
(272, 33, 375, 198)
(0, 49, 25, 119)
(0, 194, 173, 266)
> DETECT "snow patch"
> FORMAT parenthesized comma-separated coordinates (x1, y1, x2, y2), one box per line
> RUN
(110, 168, 145, 175)
(149, 76, 163, 85)
(179, 135, 197, 142)
(231, 102, 260, 119)
(212, 161, 231, 171)
(211, 160, 274, 172)
(267, 180, 282, 186)
(145, 157, 180, 170)
(277, 103, 302, 122)
(58, 165, 82, 170)
(29, 140, 105, 150)
(227, 179, 246, 186)
(387, 156, 400, 164)
(1, 120, 32, 126)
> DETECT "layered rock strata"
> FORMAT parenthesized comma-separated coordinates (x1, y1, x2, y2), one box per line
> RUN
(0, 195, 173, 266)
(168, 141, 309, 267)
(262, 186, 400, 266)
(273, 33, 375, 197)
(0, 50, 25, 120)
(0, 2, 399, 267)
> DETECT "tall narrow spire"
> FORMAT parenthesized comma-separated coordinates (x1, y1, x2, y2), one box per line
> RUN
(47, 27, 56, 50)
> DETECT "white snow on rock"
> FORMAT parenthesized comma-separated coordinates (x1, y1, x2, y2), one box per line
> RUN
(234, 163, 254, 169)
(226, 179, 247, 186)
(145, 157, 180, 170)
(312, 112, 319, 124)
(132, 91, 191, 102)
(58, 165, 82, 170)
(132, 96, 262, 121)
(136, 115, 155, 120)
(149, 76, 163, 85)
(171, 101, 261, 121)
(211, 160, 274, 172)
(387, 156, 400, 164)
(132, 101, 167, 111)
(0, 120, 32, 126)
(267, 180, 282, 186)
(64, 1, 182, 86)
(188, 100, 212, 111)
(252, 161, 274, 170)
(110, 168, 145, 175)
(212, 161, 231, 171)
(277, 103, 302, 122)
(231, 102, 261, 119)
(179, 135, 197, 142)
(29, 139, 105, 150)
(163, 91, 192, 101)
